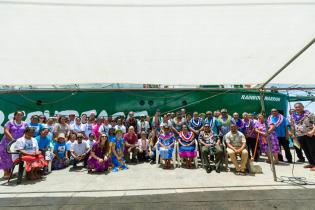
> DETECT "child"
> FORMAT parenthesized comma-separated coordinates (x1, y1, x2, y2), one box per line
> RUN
(52, 133, 69, 170)
(137, 131, 150, 162)
(111, 130, 127, 172)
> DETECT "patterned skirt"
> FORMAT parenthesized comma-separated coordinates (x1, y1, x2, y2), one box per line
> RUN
(259, 134, 280, 154)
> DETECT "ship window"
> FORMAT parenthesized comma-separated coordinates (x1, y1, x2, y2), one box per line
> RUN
(182, 100, 187, 106)
(148, 100, 154, 106)
(139, 100, 145, 106)
(36, 100, 42, 106)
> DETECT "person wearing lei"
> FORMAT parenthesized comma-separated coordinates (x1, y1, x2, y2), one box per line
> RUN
(157, 124, 175, 169)
(268, 108, 292, 163)
(218, 109, 232, 137)
(189, 112, 203, 135)
(255, 114, 280, 164)
(290, 103, 315, 171)
(231, 112, 244, 133)
(111, 129, 128, 172)
(199, 123, 224, 173)
(178, 125, 196, 168)
(203, 111, 221, 136)
(242, 112, 258, 160)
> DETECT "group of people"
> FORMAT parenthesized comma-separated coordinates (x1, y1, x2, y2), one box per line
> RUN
(0, 102, 314, 180)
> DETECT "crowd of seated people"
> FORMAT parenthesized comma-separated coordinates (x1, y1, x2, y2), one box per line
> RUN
(0, 102, 315, 181)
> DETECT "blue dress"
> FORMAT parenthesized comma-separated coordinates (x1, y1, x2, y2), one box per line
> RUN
(111, 137, 127, 171)
(158, 133, 175, 159)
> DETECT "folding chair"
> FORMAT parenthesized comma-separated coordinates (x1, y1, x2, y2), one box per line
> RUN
(177, 139, 198, 168)
(156, 140, 177, 168)
(6, 140, 25, 184)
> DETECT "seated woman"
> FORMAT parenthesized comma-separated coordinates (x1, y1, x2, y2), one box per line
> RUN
(157, 124, 175, 169)
(148, 126, 159, 163)
(137, 131, 150, 162)
(52, 133, 69, 170)
(111, 129, 128, 172)
(87, 134, 110, 173)
(14, 127, 47, 180)
(178, 125, 196, 168)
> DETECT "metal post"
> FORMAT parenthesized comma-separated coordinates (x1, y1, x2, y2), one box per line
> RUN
(259, 89, 277, 181)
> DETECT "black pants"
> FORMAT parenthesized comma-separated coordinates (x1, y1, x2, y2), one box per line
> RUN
(298, 135, 315, 165)
(294, 145, 305, 161)
(246, 137, 259, 161)
(277, 137, 292, 162)
(73, 155, 88, 167)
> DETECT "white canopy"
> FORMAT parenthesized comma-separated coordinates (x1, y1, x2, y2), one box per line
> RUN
(0, 0, 314, 86)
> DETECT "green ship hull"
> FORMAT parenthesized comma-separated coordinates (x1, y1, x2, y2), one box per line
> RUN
(0, 89, 288, 135)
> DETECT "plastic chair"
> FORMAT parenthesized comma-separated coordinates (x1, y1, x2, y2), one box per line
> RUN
(6, 140, 25, 184)
(156, 140, 177, 168)
(177, 139, 198, 168)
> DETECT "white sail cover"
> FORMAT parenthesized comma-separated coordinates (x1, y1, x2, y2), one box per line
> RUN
(0, 0, 314, 86)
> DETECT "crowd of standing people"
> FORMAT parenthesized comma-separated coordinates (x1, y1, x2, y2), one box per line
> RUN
(0, 102, 314, 181)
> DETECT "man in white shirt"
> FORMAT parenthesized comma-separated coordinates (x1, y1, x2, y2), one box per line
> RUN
(70, 117, 85, 136)
(99, 118, 112, 136)
(70, 133, 90, 168)
(114, 118, 126, 134)
(225, 124, 248, 175)
(137, 115, 150, 135)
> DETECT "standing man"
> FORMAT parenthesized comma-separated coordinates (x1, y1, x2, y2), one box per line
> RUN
(268, 109, 292, 163)
(290, 103, 315, 171)
(126, 111, 138, 133)
(203, 111, 221, 136)
(218, 109, 232, 139)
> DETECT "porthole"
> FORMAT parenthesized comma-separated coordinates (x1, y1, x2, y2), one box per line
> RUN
(148, 100, 154, 106)
(139, 100, 145, 106)
(182, 100, 187, 106)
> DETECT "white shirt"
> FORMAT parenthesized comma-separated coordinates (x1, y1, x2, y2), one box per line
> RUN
(99, 124, 112, 135)
(70, 140, 89, 156)
(13, 136, 39, 161)
(84, 122, 94, 137)
(137, 121, 150, 134)
(137, 138, 149, 151)
(115, 125, 126, 133)
(86, 139, 96, 148)
(70, 123, 85, 133)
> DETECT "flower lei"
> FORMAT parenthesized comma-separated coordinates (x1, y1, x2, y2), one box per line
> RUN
(291, 110, 310, 124)
(179, 131, 195, 142)
(204, 117, 214, 127)
(190, 118, 202, 129)
(218, 115, 232, 126)
(159, 132, 175, 141)
(267, 114, 284, 127)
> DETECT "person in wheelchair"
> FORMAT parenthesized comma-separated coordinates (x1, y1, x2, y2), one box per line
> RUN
(199, 123, 224, 173)
(13, 127, 47, 180)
